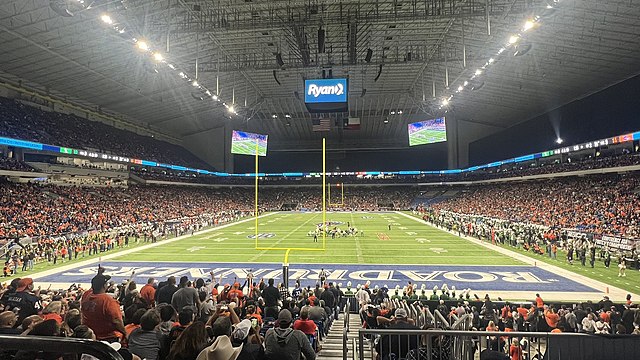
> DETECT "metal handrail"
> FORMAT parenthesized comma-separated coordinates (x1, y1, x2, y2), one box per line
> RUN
(357, 328, 640, 360)
(0, 335, 124, 360)
(342, 298, 351, 360)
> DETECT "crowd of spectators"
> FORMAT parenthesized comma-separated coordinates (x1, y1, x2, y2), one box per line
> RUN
(0, 97, 209, 170)
(0, 157, 33, 172)
(430, 174, 640, 238)
(0, 269, 350, 360)
(0, 183, 415, 241)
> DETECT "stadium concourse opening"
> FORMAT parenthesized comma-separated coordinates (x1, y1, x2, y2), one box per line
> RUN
(3, 0, 640, 359)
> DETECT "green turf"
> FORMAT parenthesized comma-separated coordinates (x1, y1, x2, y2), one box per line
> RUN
(116, 212, 522, 265)
(409, 129, 446, 146)
(231, 140, 267, 156)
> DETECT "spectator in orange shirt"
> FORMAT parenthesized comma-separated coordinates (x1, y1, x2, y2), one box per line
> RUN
(535, 294, 544, 309)
(545, 307, 560, 329)
(509, 338, 523, 360)
(139, 278, 156, 308)
(81, 272, 127, 342)
(41, 301, 63, 324)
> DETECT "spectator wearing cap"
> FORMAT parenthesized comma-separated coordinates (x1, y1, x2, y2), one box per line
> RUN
(264, 309, 316, 360)
(375, 308, 419, 360)
(81, 272, 127, 342)
(172, 276, 201, 313)
(0, 277, 42, 325)
(196, 316, 242, 360)
(156, 276, 178, 305)
(231, 319, 263, 360)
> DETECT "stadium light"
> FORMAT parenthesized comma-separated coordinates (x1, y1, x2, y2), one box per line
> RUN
(101, 14, 113, 25)
(136, 40, 149, 51)
(284, 113, 292, 118)
(192, 80, 199, 87)
(271, 114, 278, 119)
(475, 69, 482, 76)
(212, 94, 218, 101)
(383, 118, 389, 124)
(488, 58, 495, 64)
(556, 137, 564, 144)
(523, 20, 535, 31)
(509, 35, 520, 44)
(398, 110, 403, 114)
(457, 86, 464, 92)
(152, 53, 163, 62)
(441, 98, 449, 106)
(228, 105, 235, 113)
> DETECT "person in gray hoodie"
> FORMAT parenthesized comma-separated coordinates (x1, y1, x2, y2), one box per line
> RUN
(264, 310, 316, 360)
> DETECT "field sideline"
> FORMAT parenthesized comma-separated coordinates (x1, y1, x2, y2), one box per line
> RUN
(22, 211, 640, 301)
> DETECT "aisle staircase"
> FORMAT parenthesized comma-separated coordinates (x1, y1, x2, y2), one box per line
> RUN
(316, 312, 372, 360)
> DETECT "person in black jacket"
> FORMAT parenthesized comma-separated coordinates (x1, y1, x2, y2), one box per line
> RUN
(262, 279, 281, 319)
(156, 276, 178, 305)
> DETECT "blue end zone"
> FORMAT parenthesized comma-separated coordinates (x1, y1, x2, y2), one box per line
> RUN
(37, 262, 598, 293)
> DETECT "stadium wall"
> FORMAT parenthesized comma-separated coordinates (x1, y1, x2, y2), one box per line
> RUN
(468, 74, 640, 166)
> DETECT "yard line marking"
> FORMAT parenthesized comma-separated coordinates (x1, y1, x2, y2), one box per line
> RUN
(249, 212, 321, 262)
(24, 213, 279, 282)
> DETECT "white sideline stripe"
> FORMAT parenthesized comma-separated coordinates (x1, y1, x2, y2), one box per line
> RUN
(26, 213, 279, 281)
(396, 211, 640, 300)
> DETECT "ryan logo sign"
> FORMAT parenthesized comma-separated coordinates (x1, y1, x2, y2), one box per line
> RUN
(304, 79, 348, 103)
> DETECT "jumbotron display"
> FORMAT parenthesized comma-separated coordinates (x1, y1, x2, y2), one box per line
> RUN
(231, 130, 268, 156)
(408, 117, 447, 146)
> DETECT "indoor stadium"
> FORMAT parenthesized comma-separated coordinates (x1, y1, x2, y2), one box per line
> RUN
(0, 0, 639, 359)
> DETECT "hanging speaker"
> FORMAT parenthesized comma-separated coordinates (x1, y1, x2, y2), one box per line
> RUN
(365, 48, 373, 63)
(318, 28, 325, 53)
(273, 70, 281, 85)
(275, 53, 284, 67)
(374, 64, 383, 82)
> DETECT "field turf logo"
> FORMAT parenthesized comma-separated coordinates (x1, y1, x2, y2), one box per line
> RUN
(317, 221, 344, 227)
(247, 233, 276, 239)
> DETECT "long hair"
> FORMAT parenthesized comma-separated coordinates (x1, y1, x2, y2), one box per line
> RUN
(167, 321, 208, 360)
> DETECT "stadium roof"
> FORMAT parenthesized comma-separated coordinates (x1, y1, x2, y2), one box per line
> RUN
(0, 0, 639, 151)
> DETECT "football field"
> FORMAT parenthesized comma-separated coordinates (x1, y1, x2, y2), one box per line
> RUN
(120, 211, 518, 265)
(30, 211, 627, 301)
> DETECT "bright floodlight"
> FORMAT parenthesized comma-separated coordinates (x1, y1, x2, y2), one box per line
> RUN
(228, 105, 235, 113)
(475, 69, 483, 76)
(441, 98, 449, 106)
(192, 80, 199, 87)
(457, 86, 464, 91)
(284, 113, 292, 118)
(509, 35, 520, 44)
(101, 14, 113, 24)
(212, 94, 218, 100)
(271, 114, 278, 118)
(153, 53, 163, 61)
(556, 137, 564, 144)
(523, 20, 535, 31)
(136, 40, 149, 51)
(488, 58, 495, 64)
